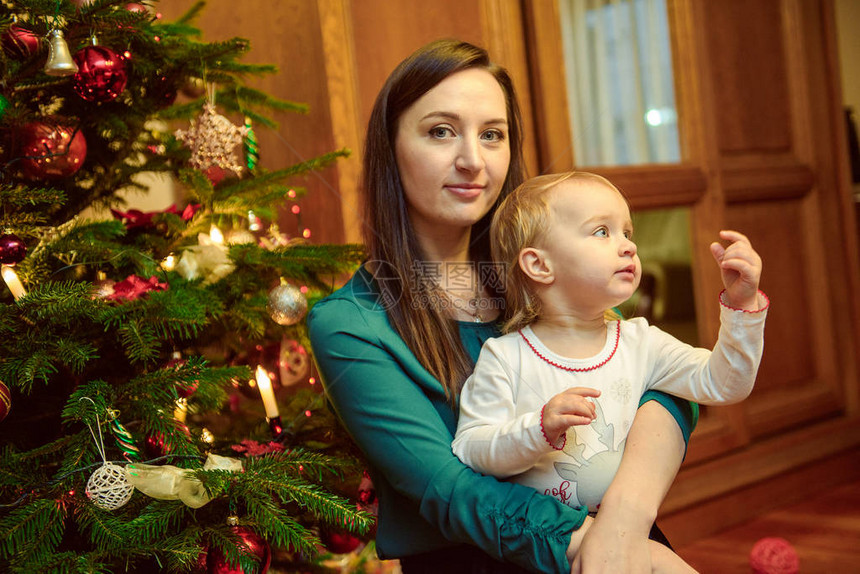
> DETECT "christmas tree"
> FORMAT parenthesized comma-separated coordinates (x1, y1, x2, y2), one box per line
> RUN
(0, 1, 373, 572)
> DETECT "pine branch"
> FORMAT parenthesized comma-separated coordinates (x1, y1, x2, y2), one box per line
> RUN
(230, 243, 365, 281)
(240, 489, 317, 554)
(76, 502, 130, 552)
(0, 498, 67, 563)
(206, 525, 266, 574)
(9, 551, 112, 574)
(237, 453, 373, 534)
(16, 281, 104, 326)
(2, 349, 58, 393)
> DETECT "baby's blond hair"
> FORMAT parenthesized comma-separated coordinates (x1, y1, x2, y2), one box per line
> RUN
(490, 171, 624, 333)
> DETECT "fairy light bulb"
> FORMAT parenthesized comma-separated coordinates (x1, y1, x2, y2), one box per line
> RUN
(161, 253, 176, 271)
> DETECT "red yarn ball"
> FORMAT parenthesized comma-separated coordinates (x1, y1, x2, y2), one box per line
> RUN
(73, 45, 129, 102)
(2, 25, 39, 59)
(0, 380, 11, 423)
(0, 234, 27, 265)
(18, 120, 87, 180)
(750, 537, 800, 574)
(207, 527, 270, 574)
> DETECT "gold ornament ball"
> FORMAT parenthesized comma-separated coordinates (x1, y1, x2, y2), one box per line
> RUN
(267, 283, 307, 326)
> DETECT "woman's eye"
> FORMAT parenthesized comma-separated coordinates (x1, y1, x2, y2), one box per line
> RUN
(481, 129, 505, 142)
(429, 126, 453, 138)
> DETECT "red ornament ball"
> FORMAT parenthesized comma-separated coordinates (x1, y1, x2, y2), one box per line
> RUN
(125, 3, 147, 12)
(321, 529, 361, 555)
(207, 527, 271, 574)
(166, 353, 198, 397)
(148, 74, 178, 108)
(73, 45, 129, 102)
(203, 165, 227, 186)
(2, 25, 39, 59)
(0, 234, 27, 265)
(750, 537, 800, 574)
(0, 380, 11, 422)
(144, 432, 171, 459)
(18, 120, 87, 180)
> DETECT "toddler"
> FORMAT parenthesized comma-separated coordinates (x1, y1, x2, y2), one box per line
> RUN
(452, 171, 769, 572)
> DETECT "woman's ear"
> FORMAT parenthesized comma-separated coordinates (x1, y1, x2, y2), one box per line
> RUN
(519, 247, 554, 285)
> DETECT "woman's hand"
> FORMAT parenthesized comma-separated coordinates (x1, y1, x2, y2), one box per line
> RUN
(570, 504, 652, 574)
(569, 400, 686, 572)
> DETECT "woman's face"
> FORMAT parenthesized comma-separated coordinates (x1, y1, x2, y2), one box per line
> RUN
(394, 68, 511, 241)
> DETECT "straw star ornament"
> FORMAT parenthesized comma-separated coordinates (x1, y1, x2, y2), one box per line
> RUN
(175, 103, 249, 175)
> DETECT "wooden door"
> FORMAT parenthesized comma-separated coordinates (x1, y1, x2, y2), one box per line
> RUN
(522, 0, 860, 542)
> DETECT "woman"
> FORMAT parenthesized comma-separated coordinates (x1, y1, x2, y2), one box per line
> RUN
(308, 39, 695, 573)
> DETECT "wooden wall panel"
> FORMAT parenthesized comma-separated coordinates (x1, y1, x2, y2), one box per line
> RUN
(726, 201, 815, 389)
(159, 1, 345, 245)
(705, 0, 793, 154)
(349, 0, 484, 126)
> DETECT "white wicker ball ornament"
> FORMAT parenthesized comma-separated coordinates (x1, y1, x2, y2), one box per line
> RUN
(86, 462, 133, 511)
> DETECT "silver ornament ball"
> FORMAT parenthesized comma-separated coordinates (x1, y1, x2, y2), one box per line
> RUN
(267, 283, 307, 326)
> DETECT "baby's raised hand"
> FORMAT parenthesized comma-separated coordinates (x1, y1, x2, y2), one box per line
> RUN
(709, 230, 762, 310)
(542, 387, 600, 447)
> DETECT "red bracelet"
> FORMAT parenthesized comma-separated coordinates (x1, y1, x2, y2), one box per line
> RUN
(540, 404, 566, 451)
(719, 289, 770, 313)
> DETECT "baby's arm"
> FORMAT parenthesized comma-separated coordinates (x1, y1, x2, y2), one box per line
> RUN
(453, 341, 597, 477)
(645, 229, 768, 405)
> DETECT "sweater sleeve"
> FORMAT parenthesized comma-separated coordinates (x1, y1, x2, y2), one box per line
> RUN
(308, 298, 587, 573)
(645, 295, 769, 405)
(452, 340, 556, 477)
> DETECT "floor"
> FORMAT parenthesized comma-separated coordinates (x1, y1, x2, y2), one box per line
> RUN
(675, 480, 860, 572)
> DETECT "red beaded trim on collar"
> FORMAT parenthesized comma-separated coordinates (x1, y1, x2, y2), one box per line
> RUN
(719, 289, 770, 313)
(519, 321, 621, 373)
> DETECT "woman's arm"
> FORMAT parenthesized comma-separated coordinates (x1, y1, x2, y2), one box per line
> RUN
(308, 297, 587, 573)
(572, 396, 689, 573)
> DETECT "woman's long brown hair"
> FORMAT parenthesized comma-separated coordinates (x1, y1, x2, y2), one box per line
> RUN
(362, 39, 526, 401)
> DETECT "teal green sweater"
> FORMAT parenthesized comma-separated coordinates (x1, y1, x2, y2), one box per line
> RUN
(308, 267, 696, 573)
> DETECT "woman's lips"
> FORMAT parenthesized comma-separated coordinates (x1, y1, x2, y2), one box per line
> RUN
(445, 183, 485, 199)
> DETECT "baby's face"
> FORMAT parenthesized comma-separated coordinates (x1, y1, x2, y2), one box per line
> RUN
(536, 180, 641, 313)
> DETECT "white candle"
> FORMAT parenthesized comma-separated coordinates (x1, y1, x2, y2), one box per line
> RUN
(255, 365, 279, 419)
(1, 265, 27, 300)
(209, 224, 224, 245)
